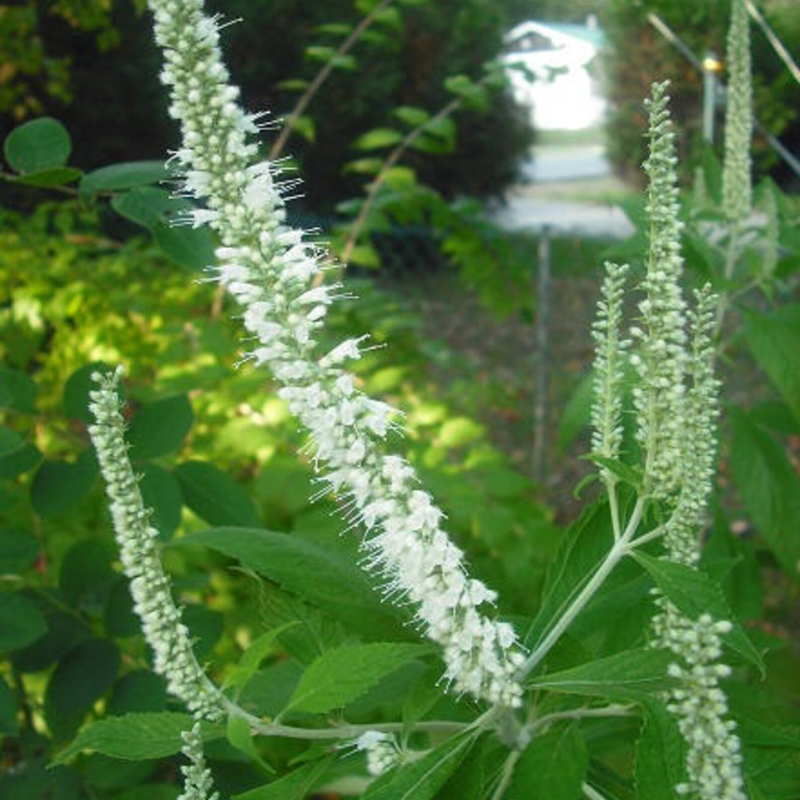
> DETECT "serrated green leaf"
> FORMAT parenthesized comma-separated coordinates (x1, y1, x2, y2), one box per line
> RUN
(80, 160, 169, 194)
(583, 454, 642, 487)
(0, 591, 46, 651)
(354, 128, 404, 151)
(285, 643, 431, 714)
(174, 461, 261, 527)
(45, 638, 121, 739)
(635, 699, 687, 800)
(633, 551, 765, 674)
(4, 117, 71, 172)
(444, 75, 489, 111)
(30, 450, 97, 519)
(528, 648, 674, 699)
(128, 394, 193, 460)
(361, 730, 476, 800)
(172, 527, 403, 637)
(55, 712, 226, 763)
(729, 408, 800, 582)
(507, 725, 588, 800)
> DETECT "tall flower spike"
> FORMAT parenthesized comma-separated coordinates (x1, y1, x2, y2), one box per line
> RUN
(146, 0, 524, 707)
(88, 367, 225, 721)
(591, 261, 630, 476)
(722, 0, 753, 224)
(632, 81, 688, 498)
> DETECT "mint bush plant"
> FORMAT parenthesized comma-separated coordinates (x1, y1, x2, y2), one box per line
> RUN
(2, 1, 800, 799)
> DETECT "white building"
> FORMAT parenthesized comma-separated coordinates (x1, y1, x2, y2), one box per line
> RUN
(501, 20, 607, 131)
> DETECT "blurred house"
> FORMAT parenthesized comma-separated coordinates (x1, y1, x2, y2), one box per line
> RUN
(501, 19, 607, 131)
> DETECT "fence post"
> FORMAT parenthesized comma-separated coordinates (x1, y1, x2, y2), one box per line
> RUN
(532, 225, 551, 484)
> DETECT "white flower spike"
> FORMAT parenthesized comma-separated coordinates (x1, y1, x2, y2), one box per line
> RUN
(145, 0, 524, 708)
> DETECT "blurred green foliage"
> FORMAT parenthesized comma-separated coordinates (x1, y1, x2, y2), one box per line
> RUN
(602, 0, 800, 187)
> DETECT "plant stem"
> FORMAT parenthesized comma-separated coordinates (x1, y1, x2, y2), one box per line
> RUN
(268, 0, 395, 161)
(340, 93, 464, 265)
(489, 749, 522, 800)
(531, 704, 635, 732)
(520, 496, 645, 678)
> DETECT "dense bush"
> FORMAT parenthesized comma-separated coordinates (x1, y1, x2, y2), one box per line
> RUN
(0, 0, 533, 215)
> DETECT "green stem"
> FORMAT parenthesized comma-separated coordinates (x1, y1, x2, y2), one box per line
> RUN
(489, 750, 522, 800)
(531, 704, 635, 733)
(520, 496, 645, 678)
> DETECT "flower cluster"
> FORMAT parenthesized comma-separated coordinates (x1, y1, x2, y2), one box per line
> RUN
(632, 81, 689, 498)
(88, 367, 225, 721)
(146, 0, 524, 708)
(722, 0, 753, 224)
(653, 607, 746, 800)
(354, 731, 403, 777)
(176, 723, 220, 800)
(590, 261, 630, 475)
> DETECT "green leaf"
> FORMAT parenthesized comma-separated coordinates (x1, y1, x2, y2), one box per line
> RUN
(183, 604, 223, 659)
(59, 538, 115, 609)
(0, 591, 46, 651)
(744, 305, 800, 425)
(437, 417, 484, 448)
(0, 427, 41, 479)
(343, 157, 384, 176)
(285, 643, 431, 714)
(103, 577, 139, 638)
(393, 106, 430, 128)
(444, 75, 489, 111)
(0, 366, 37, 413)
(729, 408, 800, 581)
(56, 712, 226, 763)
(175, 461, 261, 527)
(30, 450, 97, 518)
(507, 725, 588, 800)
(153, 219, 216, 271)
(4, 117, 71, 173)
(0, 528, 39, 573)
(44, 638, 121, 739)
(636, 699, 686, 800)
(139, 463, 183, 538)
(233, 759, 331, 800)
(173, 527, 402, 635)
(361, 731, 476, 800)
(128, 394, 193, 460)
(633, 551, 765, 673)
(557, 371, 594, 453)
(10, 166, 82, 187)
(528, 648, 674, 699)
(226, 715, 274, 774)
(289, 115, 316, 143)
(583, 454, 642, 487)
(224, 623, 300, 696)
(111, 186, 176, 229)
(80, 160, 169, 194)
(63, 361, 113, 423)
(107, 670, 167, 716)
(114, 785, 180, 800)
(347, 243, 381, 268)
(354, 127, 404, 150)
(0, 674, 19, 735)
